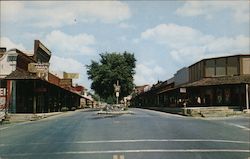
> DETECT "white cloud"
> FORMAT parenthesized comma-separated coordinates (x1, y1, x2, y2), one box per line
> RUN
(1, 1, 131, 28)
(44, 30, 95, 56)
(134, 63, 165, 85)
(49, 56, 89, 87)
(141, 23, 211, 48)
(0, 37, 26, 51)
(176, 1, 249, 23)
(141, 23, 250, 64)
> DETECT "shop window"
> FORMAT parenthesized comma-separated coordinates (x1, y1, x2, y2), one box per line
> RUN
(216, 89, 223, 104)
(224, 88, 231, 104)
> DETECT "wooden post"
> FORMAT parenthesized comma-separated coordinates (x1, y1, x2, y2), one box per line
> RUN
(246, 84, 249, 110)
(33, 81, 36, 114)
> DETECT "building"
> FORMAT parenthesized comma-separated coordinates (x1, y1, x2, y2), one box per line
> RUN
(132, 54, 250, 111)
(0, 40, 92, 114)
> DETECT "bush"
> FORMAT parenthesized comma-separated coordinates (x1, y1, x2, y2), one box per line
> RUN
(61, 107, 69, 112)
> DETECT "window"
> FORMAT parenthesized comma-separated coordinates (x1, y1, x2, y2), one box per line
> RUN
(7, 55, 17, 62)
(216, 58, 226, 76)
(227, 57, 238, 75)
(205, 59, 215, 77)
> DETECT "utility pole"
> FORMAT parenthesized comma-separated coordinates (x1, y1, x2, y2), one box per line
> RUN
(114, 80, 120, 105)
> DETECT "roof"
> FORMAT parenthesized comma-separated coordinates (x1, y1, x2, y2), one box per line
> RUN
(4, 68, 40, 80)
(182, 75, 250, 87)
(189, 54, 250, 68)
(154, 75, 250, 95)
(4, 69, 84, 98)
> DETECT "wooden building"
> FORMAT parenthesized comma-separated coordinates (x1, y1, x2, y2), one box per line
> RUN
(0, 40, 90, 114)
(132, 54, 250, 110)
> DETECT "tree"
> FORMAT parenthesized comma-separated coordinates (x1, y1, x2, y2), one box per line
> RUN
(86, 52, 136, 103)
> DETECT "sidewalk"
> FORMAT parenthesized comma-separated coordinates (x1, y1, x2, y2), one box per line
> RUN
(141, 106, 249, 118)
(3, 112, 64, 123)
(1, 108, 101, 124)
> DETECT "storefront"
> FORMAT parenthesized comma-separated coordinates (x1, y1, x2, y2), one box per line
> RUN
(4, 69, 81, 113)
(180, 76, 250, 110)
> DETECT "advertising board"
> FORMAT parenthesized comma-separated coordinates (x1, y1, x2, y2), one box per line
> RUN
(0, 88, 6, 121)
(63, 72, 79, 79)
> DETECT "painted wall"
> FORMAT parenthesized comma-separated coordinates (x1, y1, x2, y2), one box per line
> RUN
(0, 50, 18, 78)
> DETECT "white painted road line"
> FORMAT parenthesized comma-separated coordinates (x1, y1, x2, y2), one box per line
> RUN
(53, 149, 250, 153)
(226, 123, 250, 131)
(72, 139, 250, 144)
(0, 127, 9, 130)
(1, 139, 249, 147)
(1, 149, 250, 156)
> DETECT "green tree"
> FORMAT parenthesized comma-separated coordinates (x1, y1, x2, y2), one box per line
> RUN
(86, 52, 136, 103)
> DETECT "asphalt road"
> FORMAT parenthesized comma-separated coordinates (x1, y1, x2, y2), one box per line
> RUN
(0, 108, 249, 159)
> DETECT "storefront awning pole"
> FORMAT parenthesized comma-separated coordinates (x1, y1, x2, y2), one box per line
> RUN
(246, 84, 249, 110)
(33, 80, 36, 114)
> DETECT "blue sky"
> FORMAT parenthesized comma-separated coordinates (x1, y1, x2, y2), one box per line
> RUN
(1, 1, 249, 90)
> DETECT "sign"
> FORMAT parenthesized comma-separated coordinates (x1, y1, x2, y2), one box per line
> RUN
(28, 63, 49, 80)
(28, 63, 49, 73)
(114, 81, 121, 92)
(59, 79, 72, 87)
(0, 97, 6, 109)
(180, 88, 186, 93)
(63, 72, 79, 79)
(0, 88, 6, 96)
(116, 92, 119, 97)
(0, 88, 7, 121)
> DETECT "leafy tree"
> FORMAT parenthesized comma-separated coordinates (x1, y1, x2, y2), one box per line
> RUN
(86, 52, 136, 103)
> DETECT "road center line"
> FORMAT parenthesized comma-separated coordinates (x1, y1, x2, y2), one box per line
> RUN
(1, 149, 250, 156)
(72, 139, 250, 144)
(0, 139, 249, 147)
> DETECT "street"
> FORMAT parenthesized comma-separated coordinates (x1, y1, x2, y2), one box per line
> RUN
(0, 108, 249, 159)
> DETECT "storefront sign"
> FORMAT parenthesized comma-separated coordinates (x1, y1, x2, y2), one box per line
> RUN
(28, 63, 49, 80)
(0, 97, 6, 108)
(0, 88, 6, 96)
(180, 88, 186, 93)
(59, 79, 72, 87)
(63, 72, 79, 79)
(28, 63, 49, 73)
(0, 88, 7, 120)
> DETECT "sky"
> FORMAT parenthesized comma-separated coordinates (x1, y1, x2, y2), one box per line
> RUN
(0, 1, 249, 90)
